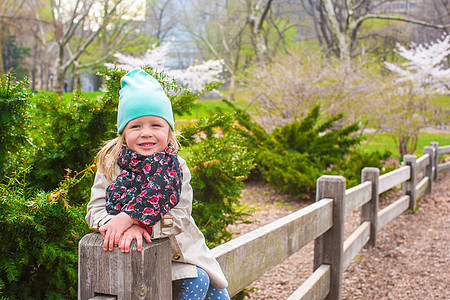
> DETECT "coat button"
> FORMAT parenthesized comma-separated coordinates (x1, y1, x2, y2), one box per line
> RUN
(173, 253, 181, 260)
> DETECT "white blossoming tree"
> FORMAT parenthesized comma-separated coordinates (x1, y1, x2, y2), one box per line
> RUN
(379, 34, 450, 156)
(105, 43, 224, 92)
(384, 33, 450, 94)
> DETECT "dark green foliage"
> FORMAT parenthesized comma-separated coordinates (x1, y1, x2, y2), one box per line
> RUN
(329, 150, 392, 188)
(0, 167, 89, 299)
(26, 89, 116, 200)
(272, 107, 361, 169)
(180, 113, 255, 247)
(0, 73, 31, 177)
(2, 36, 30, 79)
(229, 101, 364, 199)
(26, 68, 128, 195)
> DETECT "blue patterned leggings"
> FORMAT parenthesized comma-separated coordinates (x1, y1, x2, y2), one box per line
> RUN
(172, 266, 230, 300)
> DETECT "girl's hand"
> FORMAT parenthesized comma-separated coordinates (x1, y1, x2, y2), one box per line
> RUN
(99, 212, 137, 251)
(119, 225, 152, 253)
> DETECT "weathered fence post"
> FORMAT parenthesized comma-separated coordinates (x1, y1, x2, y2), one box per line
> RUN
(314, 175, 346, 300)
(360, 167, 379, 247)
(78, 233, 172, 300)
(430, 142, 439, 181)
(403, 155, 417, 211)
(423, 146, 434, 195)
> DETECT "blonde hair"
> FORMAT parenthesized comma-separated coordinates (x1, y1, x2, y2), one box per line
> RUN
(96, 128, 180, 183)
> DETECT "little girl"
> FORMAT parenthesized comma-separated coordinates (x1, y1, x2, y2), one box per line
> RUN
(86, 69, 230, 300)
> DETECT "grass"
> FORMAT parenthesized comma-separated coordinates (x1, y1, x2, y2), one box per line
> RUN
(177, 94, 258, 121)
(429, 94, 450, 110)
(63, 91, 104, 100)
(361, 132, 450, 158)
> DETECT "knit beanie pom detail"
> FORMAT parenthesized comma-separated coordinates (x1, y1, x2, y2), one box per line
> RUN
(117, 69, 175, 133)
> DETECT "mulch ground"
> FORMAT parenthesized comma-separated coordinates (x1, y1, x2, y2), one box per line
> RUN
(229, 171, 450, 299)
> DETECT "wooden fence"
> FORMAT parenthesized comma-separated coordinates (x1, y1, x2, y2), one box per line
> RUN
(78, 142, 450, 300)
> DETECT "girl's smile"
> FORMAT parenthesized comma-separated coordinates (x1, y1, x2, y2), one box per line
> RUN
(124, 115, 170, 155)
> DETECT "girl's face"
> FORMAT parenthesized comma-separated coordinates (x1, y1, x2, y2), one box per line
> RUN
(123, 115, 170, 156)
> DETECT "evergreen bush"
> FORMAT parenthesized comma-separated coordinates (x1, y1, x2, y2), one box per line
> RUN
(180, 113, 254, 247)
(229, 101, 389, 199)
(0, 167, 89, 299)
(0, 73, 30, 177)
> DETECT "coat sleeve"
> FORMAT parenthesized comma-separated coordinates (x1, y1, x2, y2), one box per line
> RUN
(85, 170, 113, 229)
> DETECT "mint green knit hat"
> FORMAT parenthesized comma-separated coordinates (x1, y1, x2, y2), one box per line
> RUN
(117, 69, 174, 133)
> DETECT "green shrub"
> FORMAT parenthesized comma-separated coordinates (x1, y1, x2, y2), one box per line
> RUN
(0, 73, 30, 177)
(180, 113, 255, 247)
(329, 150, 392, 188)
(26, 90, 112, 200)
(229, 102, 373, 199)
(0, 167, 89, 299)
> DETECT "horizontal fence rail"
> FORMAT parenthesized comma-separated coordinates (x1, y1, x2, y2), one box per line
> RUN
(344, 181, 372, 217)
(378, 165, 410, 194)
(212, 198, 333, 297)
(416, 153, 430, 172)
(378, 195, 410, 229)
(432, 142, 450, 180)
(78, 142, 449, 300)
(439, 162, 450, 173)
(342, 221, 371, 270)
(287, 264, 331, 300)
(437, 145, 450, 155)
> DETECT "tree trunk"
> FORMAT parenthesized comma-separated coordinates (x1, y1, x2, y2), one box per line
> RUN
(228, 72, 236, 102)
(0, 42, 4, 75)
(322, 0, 352, 64)
(248, 15, 267, 64)
(398, 136, 409, 158)
(247, 0, 273, 65)
(55, 44, 65, 95)
(41, 62, 48, 91)
(73, 60, 81, 91)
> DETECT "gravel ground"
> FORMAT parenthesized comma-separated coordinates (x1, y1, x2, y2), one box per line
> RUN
(228, 171, 450, 299)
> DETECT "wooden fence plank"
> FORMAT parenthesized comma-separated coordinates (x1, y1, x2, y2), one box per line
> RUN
(423, 147, 434, 194)
(403, 155, 417, 210)
(431, 142, 439, 181)
(416, 153, 430, 173)
(78, 233, 172, 300)
(212, 198, 333, 297)
(342, 222, 370, 270)
(415, 177, 430, 200)
(379, 166, 410, 194)
(377, 195, 410, 229)
(344, 181, 372, 217)
(287, 264, 331, 300)
(360, 168, 379, 247)
(89, 296, 117, 300)
(438, 162, 450, 174)
(437, 145, 450, 155)
(314, 176, 346, 300)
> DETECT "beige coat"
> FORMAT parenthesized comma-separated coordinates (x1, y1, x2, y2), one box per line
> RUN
(86, 156, 228, 289)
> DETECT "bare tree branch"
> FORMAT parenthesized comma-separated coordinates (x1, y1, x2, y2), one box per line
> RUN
(358, 14, 449, 29)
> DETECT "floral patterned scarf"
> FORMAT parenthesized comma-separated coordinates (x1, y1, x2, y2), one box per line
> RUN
(105, 144, 183, 227)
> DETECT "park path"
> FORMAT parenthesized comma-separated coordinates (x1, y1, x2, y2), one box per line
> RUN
(229, 171, 450, 299)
